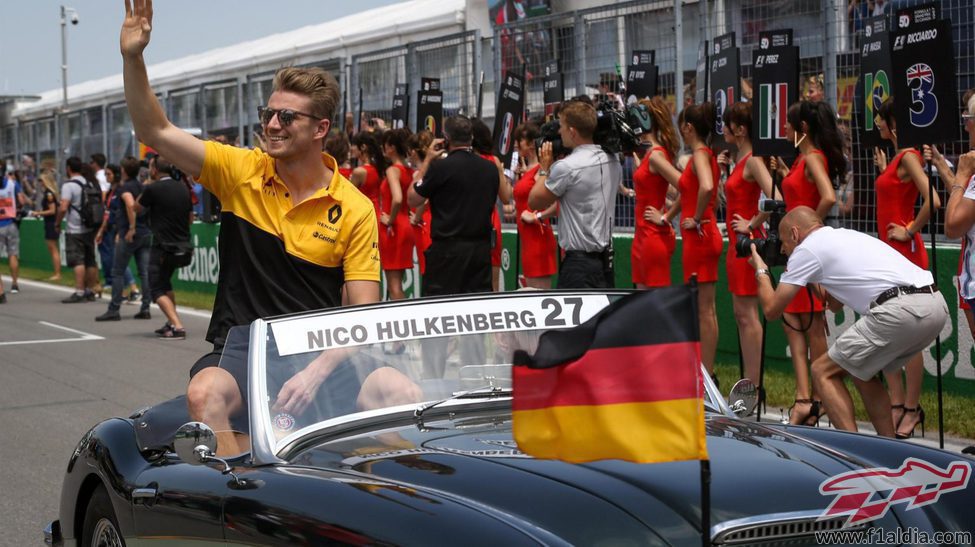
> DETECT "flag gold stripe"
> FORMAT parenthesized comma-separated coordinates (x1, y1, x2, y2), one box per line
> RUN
(513, 398, 708, 464)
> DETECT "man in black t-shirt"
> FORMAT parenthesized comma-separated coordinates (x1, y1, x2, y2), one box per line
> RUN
(407, 116, 499, 296)
(96, 157, 153, 321)
(136, 155, 193, 339)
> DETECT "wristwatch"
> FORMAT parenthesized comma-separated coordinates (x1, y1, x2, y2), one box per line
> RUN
(754, 268, 771, 280)
(538, 169, 549, 177)
(535, 211, 542, 222)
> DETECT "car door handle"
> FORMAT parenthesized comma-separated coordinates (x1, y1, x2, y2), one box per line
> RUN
(132, 486, 158, 505)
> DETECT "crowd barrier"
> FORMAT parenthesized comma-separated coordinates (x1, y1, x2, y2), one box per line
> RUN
(13, 217, 974, 397)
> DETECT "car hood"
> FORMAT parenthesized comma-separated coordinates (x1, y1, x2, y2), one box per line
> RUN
(293, 412, 908, 545)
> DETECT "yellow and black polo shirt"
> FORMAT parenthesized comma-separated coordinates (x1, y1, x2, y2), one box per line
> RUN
(199, 141, 380, 346)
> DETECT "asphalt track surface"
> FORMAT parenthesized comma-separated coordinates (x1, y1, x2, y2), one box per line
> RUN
(1, 275, 972, 545)
(0, 276, 211, 546)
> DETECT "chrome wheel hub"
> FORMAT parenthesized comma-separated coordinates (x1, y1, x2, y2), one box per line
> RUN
(92, 518, 123, 547)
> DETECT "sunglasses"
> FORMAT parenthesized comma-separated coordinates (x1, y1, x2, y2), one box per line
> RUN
(257, 106, 320, 127)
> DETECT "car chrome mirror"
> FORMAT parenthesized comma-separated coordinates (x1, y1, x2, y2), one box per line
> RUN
(174, 422, 218, 466)
(728, 379, 759, 417)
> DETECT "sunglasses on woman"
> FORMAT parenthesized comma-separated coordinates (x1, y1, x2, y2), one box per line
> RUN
(257, 106, 320, 127)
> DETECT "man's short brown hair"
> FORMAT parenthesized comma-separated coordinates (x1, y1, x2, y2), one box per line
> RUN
(559, 101, 597, 139)
(272, 66, 340, 121)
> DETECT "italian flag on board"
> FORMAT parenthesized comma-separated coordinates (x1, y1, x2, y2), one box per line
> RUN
(760, 83, 789, 140)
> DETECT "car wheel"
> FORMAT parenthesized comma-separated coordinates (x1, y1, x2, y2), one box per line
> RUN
(81, 485, 126, 547)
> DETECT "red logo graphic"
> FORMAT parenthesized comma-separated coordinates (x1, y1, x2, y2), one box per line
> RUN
(818, 458, 971, 527)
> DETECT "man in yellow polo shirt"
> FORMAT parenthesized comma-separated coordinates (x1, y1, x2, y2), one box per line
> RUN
(122, 0, 410, 452)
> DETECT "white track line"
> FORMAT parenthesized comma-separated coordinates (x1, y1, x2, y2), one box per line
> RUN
(1, 275, 212, 319)
(38, 321, 104, 339)
(0, 321, 105, 347)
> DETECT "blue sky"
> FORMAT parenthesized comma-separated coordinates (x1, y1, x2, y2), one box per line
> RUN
(0, 0, 404, 96)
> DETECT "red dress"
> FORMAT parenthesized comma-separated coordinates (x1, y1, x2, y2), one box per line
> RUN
(513, 165, 557, 278)
(875, 149, 928, 269)
(378, 163, 416, 271)
(359, 164, 381, 216)
(339, 167, 353, 179)
(678, 148, 723, 283)
(479, 153, 503, 268)
(632, 146, 676, 287)
(724, 153, 763, 296)
(781, 151, 826, 313)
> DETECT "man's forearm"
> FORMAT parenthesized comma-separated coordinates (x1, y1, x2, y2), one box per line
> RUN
(756, 273, 781, 320)
(123, 53, 170, 146)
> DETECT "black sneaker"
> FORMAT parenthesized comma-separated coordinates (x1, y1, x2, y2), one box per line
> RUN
(157, 326, 186, 340)
(0, 293, 6, 304)
(62, 292, 86, 303)
(127, 290, 141, 302)
(134, 309, 152, 320)
(10, 284, 19, 294)
(95, 310, 121, 322)
(154, 321, 173, 335)
(84, 291, 97, 302)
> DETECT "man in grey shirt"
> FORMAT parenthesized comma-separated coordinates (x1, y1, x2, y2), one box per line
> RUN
(529, 100, 621, 288)
(56, 156, 100, 303)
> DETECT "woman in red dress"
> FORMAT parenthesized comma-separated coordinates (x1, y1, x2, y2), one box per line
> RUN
(772, 100, 843, 425)
(407, 130, 434, 278)
(650, 103, 722, 378)
(511, 122, 558, 288)
(472, 119, 513, 292)
(873, 97, 940, 438)
(325, 131, 353, 179)
(350, 132, 383, 217)
(717, 102, 777, 386)
(631, 97, 680, 289)
(380, 129, 416, 301)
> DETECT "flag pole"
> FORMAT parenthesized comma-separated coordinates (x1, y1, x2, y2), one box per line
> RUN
(701, 459, 712, 547)
(927, 160, 944, 449)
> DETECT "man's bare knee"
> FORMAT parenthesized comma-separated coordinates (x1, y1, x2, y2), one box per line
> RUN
(187, 367, 242, 421)
(358, 367, 422, 411)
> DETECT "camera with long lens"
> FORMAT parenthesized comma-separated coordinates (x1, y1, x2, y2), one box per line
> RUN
(537, 99, 648, 157)
(734, 199, 788, 267)
(535, 118, 568, 159)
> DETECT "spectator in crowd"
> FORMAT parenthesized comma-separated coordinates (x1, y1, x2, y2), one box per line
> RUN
(750, 206, 947, 437)
(96, 156, 153, 321)
(471, 118, 512, 291)
(407, 130, 434, 278)
(511, 122, 557, 289)
(716, 102, 777, 387)
(770, 100, 843, 425)
(379, 128, 416, 301)
(836, 120, 856, 227)
(408, 115, 499, 295)
(121, 0, 384, 455)
(56, 157, 101, 303)
(662, 103, 723, 381)
(871, 96, 939, 439)
(803, 74, 825, 103)
(632, 97, 681, 290)
(29, 170, 62, 280)
(136, 154, 194, 339)
(529, 100, 622, 288)
(91, 153, 110, 197)
(95, 163, 140, 301)
(0, 166, 28, 301)
(325, 130, 353, 179)
(350, 131, 383, 218)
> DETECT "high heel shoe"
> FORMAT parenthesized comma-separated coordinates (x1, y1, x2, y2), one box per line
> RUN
(896, 406, 925, 439)
(891, 404, 906, 430)
(788, 399, 823, 426)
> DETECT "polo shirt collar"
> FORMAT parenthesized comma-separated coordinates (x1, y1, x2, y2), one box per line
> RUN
(263, 151, 348, 203)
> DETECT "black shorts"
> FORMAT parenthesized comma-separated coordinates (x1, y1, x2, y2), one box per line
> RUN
(149, 245, 178, 301)
(558, 251, 612, 289)
(65, 231, 96, 268)
(44, 220, 59, 241)
(423, 239, 492, 296)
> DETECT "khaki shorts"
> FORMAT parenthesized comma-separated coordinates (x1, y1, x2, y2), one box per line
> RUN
(828, 292, 948, 381)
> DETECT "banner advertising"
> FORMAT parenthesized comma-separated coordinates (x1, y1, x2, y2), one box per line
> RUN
(751, 29, 799, 157)
(695, 40, 708, 105)
(493, 71, 526, 169)
(889, 8, 958, 147)
(416, 78, 443, 137)
(709, 32, 740, 150)
(391, 83, 409, 130)
(542, 60, 563, 120)
(856, 17, 891, 147)
(626, 49, 658, 103)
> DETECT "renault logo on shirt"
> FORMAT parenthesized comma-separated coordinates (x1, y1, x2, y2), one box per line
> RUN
(328, 204, 342, 223)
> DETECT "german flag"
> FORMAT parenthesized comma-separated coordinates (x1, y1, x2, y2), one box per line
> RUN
(512, 286, 708, 464)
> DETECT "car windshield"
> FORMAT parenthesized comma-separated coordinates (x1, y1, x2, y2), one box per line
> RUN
(232, 291, 718, 460)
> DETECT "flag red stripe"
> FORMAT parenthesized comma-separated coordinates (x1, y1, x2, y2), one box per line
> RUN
(512, 342, 702, 411)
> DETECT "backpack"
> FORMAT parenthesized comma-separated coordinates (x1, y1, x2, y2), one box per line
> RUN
(67, 178, 105, 229)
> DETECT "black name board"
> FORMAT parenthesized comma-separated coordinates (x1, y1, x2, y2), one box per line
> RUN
(421, 78, 441, 92)
(416, 78, 443, 137)
(758, 29, 792, 49)
(709, 32, 740, 150)
(895, 2, 940, 30)
(695, 40, 708, 105)
(889, 16, 958, 147)
(391, 83, 409, 130)
(751, 29, 799, 157)
(626, 49, 658, 102)
(542, 61, 563, 120)
(856, 16, 891, 147)
(493, 71, 526, 168)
